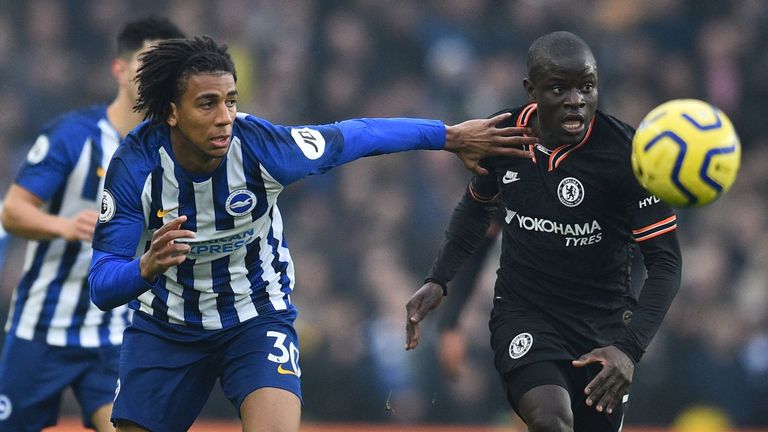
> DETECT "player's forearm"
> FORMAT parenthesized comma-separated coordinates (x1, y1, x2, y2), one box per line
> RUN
(89, 249, 155, 310)
(334, 118, 445, 164)
(614, 234, 682, 363)
(1, 192, 69, 240)
(437, 232, 497, 329)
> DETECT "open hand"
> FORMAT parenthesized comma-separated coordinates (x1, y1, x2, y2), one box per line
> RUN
(139, 215, 195, 281)
(444, 113, 538, 175)
(64, 209, 100, 242)
(404, 282, 444, 350)
(572, 345, 634, 414)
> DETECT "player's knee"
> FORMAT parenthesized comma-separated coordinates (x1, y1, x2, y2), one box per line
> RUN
(528, 415, 573, 432)
(525, 406, 574, 432)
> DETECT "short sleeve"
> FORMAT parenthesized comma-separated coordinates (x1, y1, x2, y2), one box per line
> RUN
(92, 157, 147, 257)
(15, 129, 80, 201)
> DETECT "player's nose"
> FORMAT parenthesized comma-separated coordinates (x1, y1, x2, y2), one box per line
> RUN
(564, 89, 585, 108)
(214, 102, 235, 126)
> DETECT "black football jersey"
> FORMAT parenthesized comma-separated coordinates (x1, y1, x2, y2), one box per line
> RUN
(472, 104, 678, 346)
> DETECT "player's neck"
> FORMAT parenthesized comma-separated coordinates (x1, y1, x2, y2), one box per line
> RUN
(107, 94, 144, 138)
(530, 115, 554, 150)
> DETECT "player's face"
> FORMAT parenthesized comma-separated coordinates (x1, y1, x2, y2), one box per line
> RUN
(167, 72, 238, 174)
(525, 51, 598, 147)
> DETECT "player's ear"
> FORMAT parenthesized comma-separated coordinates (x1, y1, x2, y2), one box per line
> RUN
(167, 102, 178, 127)
(523, 77, 536, 102)
(111, 58, 127, 85)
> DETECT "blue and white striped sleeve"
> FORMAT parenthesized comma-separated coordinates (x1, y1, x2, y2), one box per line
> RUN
(240, 115, 445, 186)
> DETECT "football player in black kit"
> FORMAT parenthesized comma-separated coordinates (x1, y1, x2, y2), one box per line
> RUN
(405, 31, 682, 432)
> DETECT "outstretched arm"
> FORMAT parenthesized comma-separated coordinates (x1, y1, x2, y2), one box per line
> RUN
(444, 113, 535, 174)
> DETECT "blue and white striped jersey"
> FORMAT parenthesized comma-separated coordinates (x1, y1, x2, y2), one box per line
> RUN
(0, 200, 6, 271)
(92, 113, 445, 329)
(5, 104, 130, 347)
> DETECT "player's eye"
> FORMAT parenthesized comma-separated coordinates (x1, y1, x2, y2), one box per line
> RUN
(552, 86, 563, 95)
(582, 83, 594, 92)
(225, 98, 237, 108)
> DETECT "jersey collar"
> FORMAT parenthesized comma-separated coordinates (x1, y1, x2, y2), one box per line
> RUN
(515, 103, 595, 171)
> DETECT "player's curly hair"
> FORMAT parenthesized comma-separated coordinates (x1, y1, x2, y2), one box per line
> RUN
(134, 36, 237, 123)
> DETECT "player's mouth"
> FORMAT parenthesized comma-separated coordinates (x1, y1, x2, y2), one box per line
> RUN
(210, 134, 230, 148)
(561, 116, 585, 135)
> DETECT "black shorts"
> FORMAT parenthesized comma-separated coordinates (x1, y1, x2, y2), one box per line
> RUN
(490, 298, 584, 374)
(490, 299, 628, 431)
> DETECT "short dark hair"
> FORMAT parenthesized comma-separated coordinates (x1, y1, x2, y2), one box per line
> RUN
(134, 36, 237, 123)
(526, 31, 595, 83)
(116, 16, 185, 57)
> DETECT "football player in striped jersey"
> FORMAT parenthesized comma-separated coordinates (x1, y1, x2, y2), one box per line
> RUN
(406, 31, 682, 432)
(87, 36, 537, 432)
(0, 17, 184, 432)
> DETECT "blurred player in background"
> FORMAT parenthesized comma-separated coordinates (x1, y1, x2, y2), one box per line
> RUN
(86, 36, 536, 432)
(406, 31, 682, 432)
(435, 215, 501, 379)
(0, 201, 6, 273)
(0, 17, 184, 432)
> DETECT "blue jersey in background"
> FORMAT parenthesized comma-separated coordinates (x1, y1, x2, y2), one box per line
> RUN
(5, 104, 130, 348)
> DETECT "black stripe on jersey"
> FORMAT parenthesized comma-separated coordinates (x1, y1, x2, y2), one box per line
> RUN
(176, 168, 197, 232)
(151, 278, 170, 322)
(633, 215, 678, 242)
(177, 259, 203, 326)
(211, 254, 240, 327)
(8, 243, 50, 334)
(66, 277, 93, 346)
(266, 221, 291, 299)
(241, 141, 269, 222)
(212, 167, 234, 231)
(48, 181, 66, 216)
(245, 230, 268, 308)
(36, 241, 81, 341)
(97, 308, 119, 346)
(81, 138, 104, 200)
(148, 166, 164, 230)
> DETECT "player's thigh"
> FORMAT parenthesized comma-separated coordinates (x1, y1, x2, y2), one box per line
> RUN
(0, 336, 83, 431)
(503, 361, 574, 430)
(218, 311, 302, 414)
(569, 363, 628, 432)
(111, 325, 217, 432)
(241, 387, 300, 432)
(71, 344, 120, 430)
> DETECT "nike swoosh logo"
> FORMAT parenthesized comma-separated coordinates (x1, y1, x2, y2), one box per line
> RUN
(156, 205, 181, 218)
(502, 171, 520, 184)
(276, 364, 298, 376)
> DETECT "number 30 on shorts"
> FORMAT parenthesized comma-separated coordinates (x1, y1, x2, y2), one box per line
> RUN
(267, 331, 301, 377)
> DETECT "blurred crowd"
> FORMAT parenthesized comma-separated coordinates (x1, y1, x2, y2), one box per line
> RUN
(0, 0, 766, 427)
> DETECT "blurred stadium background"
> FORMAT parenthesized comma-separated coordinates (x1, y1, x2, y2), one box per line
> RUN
(1, 0, 767, 430)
